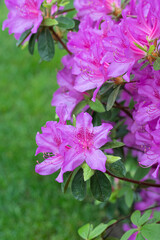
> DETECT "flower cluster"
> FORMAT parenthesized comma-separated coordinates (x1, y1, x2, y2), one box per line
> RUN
(35, 112, 112, 182)
(52, 0, 160, 179)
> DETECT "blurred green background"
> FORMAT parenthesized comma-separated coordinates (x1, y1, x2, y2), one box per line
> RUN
(0, 2, 106, 239)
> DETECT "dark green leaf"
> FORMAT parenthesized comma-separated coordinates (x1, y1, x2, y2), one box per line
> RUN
(120, 229, 137, 240)
(107, 86, 120, 111)
(131, 210, 141, 226)
(56, 16, 75, 29)
(134, 167, 150, 181)
(28, 33, 37, 55)
(90, 171, 112, 202)
(138, 210, 152, 226)
(73, 19, 80, 31)
(107, 160, 126, 177)
(101, 140, 125, 150)
(72, 100, 87, 115)
(71, 168, 86, 201)
(78, 223, 93, 239)
(98, 111, 112, 121)
(106, 237, 119, 240)
(153, 57, 160, 71)
(125, 188, 134, 208)
(129, 98, 135, 110)
(140, 62, 150, 70)
(89, 99, 105, 113)
(99, 83, 114, 95)
(141, 224, 160, 240)
(93, 113, 101, 126)
(38, 28, 55, 61)
(16, 29, 32, 47)
(130, 74, 135, 80)
(61, 171, 73, 193)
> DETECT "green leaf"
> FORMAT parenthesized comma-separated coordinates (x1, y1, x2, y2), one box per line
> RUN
(107, 86, 120, 111)
(71, 168, 86, 201)
(125, 188, 134, 208)
(90, 171, 112, 202)
(148, 45, 155, 55)
(108, 160, 126, 177)
(16, 29, 32, 47)
(106, 237, 119, 240)
(129, 98, 135, 110)
(138, 210, 152, 226)
(140, 62, 150, 70)
(133, 42, 147, 52)
(153, 57, 160, 71)
(72, 100, 87, 115)
(61, 172, 73, 193)
(106, 155, 121, 164)
(38, 28, 55, 61)
(153, 211, 160, 222)
(130, 74, 135, 81)
(89, 223, 108, 239)
(42, 18, 58, 26)
(72, 114, 76, 127)
(120, 229, 137, 240)
(135, 233, 145, 240)
(56, 16, 75, 29)
(89, 99, 105, 113)
(101, 140, 125, 150)
(28, 33, 37, 55)
(141, 224, 160, 240)
(134, 167, 150, 180)
(93, 113, 101, 126)
(73, 19, 80, 32)
(99, 83, 114, 95)
(78, 223, 93, 239)
(82, 163, 95, 181)
(89, 220, 116, 239)
(131, 210, 141, 226)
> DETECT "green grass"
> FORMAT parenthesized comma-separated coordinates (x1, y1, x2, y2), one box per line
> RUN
(0, 2, 105, 240)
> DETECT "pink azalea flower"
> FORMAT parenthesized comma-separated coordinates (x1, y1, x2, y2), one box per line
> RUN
(51, 66, 84, 121)
(3, 0, 44, 39)
(74, 0, 121, 21)
(57, 112, 113, 182)
(35, 121, 67, 182)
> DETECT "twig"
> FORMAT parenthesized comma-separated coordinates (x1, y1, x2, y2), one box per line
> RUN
(114, 101, 133, 119)
(49, 27, 72, 55)
(105, 169, 160, 188)
(56, 8, 75, 16)
(124, 146, 144, 153)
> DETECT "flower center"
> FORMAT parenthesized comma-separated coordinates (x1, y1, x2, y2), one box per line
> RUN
(76, 128, 94, 151)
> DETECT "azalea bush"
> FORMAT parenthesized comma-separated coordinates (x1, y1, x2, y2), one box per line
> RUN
(3, 0, 160, 239)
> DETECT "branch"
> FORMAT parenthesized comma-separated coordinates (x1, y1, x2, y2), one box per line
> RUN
(105, 169, 160, 188)
(56, 8, 76, 16)
(114, 101, 133, 119)
(49, 27, 72, 55)
(124, 146, 144, 153)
